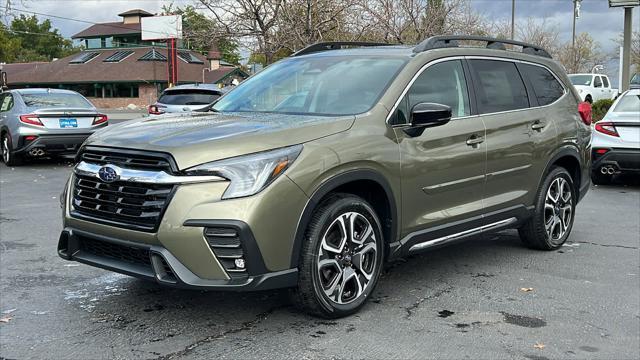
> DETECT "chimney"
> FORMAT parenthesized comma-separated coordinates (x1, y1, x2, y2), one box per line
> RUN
(207, 43, 222, 70)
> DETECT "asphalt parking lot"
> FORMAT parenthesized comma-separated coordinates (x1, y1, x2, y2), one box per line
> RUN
(1, 159, 639, 359)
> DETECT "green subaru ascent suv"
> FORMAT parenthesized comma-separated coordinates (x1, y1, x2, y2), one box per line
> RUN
(58, 36, 592, 318)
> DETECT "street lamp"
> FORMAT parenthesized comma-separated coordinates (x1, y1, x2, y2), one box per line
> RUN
(609, 0, 639, 91)
(592, 65, 605, 74)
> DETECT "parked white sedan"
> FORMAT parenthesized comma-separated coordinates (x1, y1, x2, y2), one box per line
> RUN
(591, 89, 640, 184)
(569, 73, 618, 103)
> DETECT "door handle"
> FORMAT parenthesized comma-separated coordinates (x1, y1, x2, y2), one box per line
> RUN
(531, 121, 545, 131)
(466, 134, 484, 147)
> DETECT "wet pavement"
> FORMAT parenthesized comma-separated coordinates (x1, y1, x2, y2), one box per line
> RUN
(1, 160, 639, 359)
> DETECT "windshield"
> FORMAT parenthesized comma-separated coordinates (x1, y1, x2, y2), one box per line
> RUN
(213, 56, 407, 116)
(613, 93, 640, 113)
(158, 90, 221, 105)
(569, 75, 592, 86)
(631, 73, 640, 85)
(21, 92, 93, 109)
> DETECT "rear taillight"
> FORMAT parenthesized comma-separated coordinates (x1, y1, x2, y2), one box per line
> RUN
(148, 105, 164, 115)
(92, 114, 108, 125)
(578, 102, 592, 125)
(595, 122, 619, 137)
(19, 114, 44, 126)
(595, 148, 609, 155)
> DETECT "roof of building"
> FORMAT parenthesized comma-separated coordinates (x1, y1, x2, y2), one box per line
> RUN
(71, 22, 141, 39)
(118, 9, 154, 17)
(5, 48, 248, 85)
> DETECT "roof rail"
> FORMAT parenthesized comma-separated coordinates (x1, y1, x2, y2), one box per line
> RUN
(292, 42, 394, 57)
(413, 35, 552, 59)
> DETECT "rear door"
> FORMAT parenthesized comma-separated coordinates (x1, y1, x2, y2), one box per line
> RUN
(392, 59, 487, 242)
(593, 76, 604, 101)
(468, 58, 558, 223)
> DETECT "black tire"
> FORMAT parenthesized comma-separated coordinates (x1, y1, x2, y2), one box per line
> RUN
(1, 132, 23, 167)
(290, 193, 385, 318)
(591, 171, 610, 186)
(519, 167, 576, 250)
(585, 94, 593, 103)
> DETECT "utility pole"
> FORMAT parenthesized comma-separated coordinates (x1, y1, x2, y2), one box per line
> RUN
(511, 0, 515, 40)
(572, 0, 581, 73)
(621, 7, 633, 91)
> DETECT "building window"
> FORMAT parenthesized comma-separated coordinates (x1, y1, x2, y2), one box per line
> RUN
(86, 38, 101, 49)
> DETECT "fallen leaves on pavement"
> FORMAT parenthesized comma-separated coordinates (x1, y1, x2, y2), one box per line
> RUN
(520, 287, 534, 292)
(534, 342, 545, 350)
(0, 316, 13, 323)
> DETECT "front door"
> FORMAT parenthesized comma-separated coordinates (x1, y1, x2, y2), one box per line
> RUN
(392, 59, 487, 246)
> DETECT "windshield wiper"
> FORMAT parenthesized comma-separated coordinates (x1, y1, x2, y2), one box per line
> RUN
(195, 99, 220, 113)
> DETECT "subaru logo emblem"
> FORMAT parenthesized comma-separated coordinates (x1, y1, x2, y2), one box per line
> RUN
(98, 165, 119, 183)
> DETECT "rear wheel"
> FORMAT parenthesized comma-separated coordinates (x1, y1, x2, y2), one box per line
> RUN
(1, 133, 22, 166)
(519, 167, 576, 250)
(291, 194, 384, 318)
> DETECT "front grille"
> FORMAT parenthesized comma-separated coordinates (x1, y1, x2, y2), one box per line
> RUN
(80, 148, 174, 172)
(205, 227, 248, 278)
(81, 236, 151, 267)
(72, 175, 173, 232)
(71, 148, 177, 232)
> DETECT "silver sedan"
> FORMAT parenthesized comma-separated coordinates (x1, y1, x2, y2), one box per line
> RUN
(0, 88, 108, 166)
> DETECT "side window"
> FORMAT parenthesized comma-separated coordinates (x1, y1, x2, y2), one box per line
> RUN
(519, 64, 565, 106)
(602, 76, 610, 88)
(594, 76, 603, 88)
(469, 59, 529, 114)
(0, 94, 13, 112)
(393, 60, 470, 124)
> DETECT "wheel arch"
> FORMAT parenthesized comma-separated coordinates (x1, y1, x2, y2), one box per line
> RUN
(290, 169, 399, 268)
(542, 146, 583, 195)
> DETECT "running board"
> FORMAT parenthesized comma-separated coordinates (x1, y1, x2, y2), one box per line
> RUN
(408, 217, 517, 253)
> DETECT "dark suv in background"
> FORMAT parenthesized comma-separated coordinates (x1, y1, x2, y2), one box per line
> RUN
(58, 36, 591, 318)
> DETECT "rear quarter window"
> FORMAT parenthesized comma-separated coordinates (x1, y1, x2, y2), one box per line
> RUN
(469, 59, 529, 114)
(519, 64, 565, 106)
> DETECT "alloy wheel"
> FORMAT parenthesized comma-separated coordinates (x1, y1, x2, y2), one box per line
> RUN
(316, 212, 378, 305)
(544, 177, 572, 242)
(2, 136, 9, 163)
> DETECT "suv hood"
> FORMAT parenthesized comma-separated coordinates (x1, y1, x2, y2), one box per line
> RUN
(84, 112, 354, 169)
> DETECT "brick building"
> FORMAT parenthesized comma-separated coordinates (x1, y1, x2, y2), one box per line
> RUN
(3, 9, 248, 108)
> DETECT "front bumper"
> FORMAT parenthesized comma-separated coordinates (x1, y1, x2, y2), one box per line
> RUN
(59, 164, 310, 290)
(58, 227, 297, 291)
(592, 148, 640, 174)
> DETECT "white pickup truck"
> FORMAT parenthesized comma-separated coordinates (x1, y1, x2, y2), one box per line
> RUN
(569, 73, 618, 103)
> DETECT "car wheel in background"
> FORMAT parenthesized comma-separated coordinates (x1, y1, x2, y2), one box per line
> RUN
(1, 133, 23, 167)
(519, 166, 576, 250)
(291, 193, 384, 318)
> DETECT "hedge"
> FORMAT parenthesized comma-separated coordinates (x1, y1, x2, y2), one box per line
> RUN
(592, 99, 615, 122)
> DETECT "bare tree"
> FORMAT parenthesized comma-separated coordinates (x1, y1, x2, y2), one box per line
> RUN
(557, 32, 606, 73)
(199, 0, 285, 64)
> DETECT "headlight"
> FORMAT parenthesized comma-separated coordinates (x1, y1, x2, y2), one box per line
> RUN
(185, 145, 303, 199)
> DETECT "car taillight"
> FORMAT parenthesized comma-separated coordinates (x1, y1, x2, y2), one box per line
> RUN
(148, 105, 164, 115)
(92, 114, 108, 125)
(578, 102, 592, 125)
(594, 148, 609, 155)
(19, 114, 44, 126)
(595, 122, 619, 137)
(24, 135, 38, 142)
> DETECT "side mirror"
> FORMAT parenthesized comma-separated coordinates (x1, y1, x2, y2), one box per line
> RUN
(404, 102, 452, 136)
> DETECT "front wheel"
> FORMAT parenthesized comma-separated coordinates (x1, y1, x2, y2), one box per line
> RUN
(291, 194, 384, 318)
(519, 167, 576, 250)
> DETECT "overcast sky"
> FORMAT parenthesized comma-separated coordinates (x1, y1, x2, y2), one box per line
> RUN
(3, 0, 638, 85)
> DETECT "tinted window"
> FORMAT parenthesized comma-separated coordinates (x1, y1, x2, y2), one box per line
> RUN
(20, 92, 93, 109)
(392, 60, 470, 124)
(594, 76, 603, 88)
(602, 76, 610, 88)
(519, 64, 564, 106)
(469, 60, 529, 113)
(213, 56, 406, 116)
(0, 94, 11, 112)
(158, 90, 221, 105)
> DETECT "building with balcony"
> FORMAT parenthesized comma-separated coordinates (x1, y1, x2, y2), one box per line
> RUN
(3, 9, 248, 108)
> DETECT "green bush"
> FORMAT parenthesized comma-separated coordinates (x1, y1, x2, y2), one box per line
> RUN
(592, 99, 615, 122)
